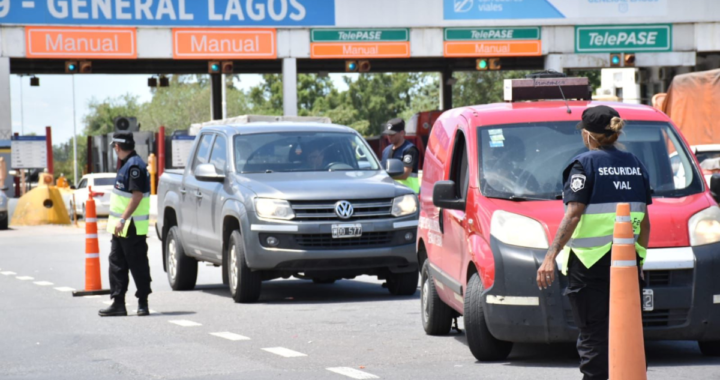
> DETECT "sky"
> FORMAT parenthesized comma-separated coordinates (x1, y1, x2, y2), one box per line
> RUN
(9, 73, 351, 145)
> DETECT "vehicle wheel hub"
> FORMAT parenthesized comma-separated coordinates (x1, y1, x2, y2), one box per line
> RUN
(230, 244, 238, 292)
(422, 278, 430, 322)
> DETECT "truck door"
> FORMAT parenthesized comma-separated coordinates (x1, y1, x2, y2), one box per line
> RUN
(443, 128, 470, 294)
(180, 133, 214, 255)
(196, 134, 227, 258)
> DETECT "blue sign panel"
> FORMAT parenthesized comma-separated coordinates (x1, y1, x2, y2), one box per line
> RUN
(444, 0, 564, 20)
(0, 0, 335, 27)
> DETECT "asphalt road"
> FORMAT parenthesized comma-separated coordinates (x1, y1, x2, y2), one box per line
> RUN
(0, 225, 718, 380)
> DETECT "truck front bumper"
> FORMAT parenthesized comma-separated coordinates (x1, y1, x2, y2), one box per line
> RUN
(482, 237, 720, 343)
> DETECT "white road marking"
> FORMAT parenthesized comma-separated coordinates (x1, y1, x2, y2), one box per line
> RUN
(82, 295, 101, 298)
(262, 347, 307, 358)
(102, 301, 128, 306)
(210, 332, 251, 341)
(169, 320, 202, 327)
(133, 309, 159, 314)
(34, 281, 54, 286)
(1, 271, 17, 275)
(16, 276, 34, 280)
(54, 287, 76, 292)
(327, 367, 379, 379)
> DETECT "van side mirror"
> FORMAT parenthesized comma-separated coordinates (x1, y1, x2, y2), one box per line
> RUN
(385, 158, 405, 178)
(195, 163, 225, 183)
(710, 174, 720, 203)
(433, 180, 466, 211)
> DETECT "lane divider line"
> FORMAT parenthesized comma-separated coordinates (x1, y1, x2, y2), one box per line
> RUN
(326, 367, 380, 379)
(210, 332, 251, 341)
(262, 347, 307, 358)
(1, 271, 17, 275)
(169, 320, 202, 327)
(16, 276, 34, 280)
(54, 287, 76, 292)
(82, 295, 101, 298)
(34, 281, 54, 286)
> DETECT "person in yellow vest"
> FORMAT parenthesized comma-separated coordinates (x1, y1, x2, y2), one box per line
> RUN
(99, 132, 152, 317)
(380, 118, 420, 193)
(536, 106, 652, 380)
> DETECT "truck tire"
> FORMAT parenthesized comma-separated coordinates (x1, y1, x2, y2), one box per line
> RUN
(464, 272, 513, 361)
(227, 230, 262, 303)
(421, 260, 453, 335)
(387, 270, 419, 296)
(165, 226, 198, 291)
(699, 341, 720, 356)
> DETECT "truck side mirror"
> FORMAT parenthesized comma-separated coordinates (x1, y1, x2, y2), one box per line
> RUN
(195, 163, 225, 183)
(385, 158, 405, 178)
(710, 174, 720, 203)
(433, 180, 466, 211)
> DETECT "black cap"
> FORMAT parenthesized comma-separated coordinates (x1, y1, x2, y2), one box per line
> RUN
(381, 118, 405, 135)
(110, 132, 135, 146)
(576, 106, 621, 135)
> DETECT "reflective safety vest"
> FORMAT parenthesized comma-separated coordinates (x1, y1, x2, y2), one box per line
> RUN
(558, 147, 650, 275)
(381, 140, 420, 193)
(107, 153, 151, 237)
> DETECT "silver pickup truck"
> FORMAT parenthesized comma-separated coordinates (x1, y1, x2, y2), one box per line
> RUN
(157, 122, 420, 303)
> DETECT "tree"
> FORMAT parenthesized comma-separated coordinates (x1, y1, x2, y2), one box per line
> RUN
(84, 94, 143, 136)
(452, 71, 530, 108)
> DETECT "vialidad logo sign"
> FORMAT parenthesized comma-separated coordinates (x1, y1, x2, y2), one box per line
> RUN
(575, 24, 672, 53)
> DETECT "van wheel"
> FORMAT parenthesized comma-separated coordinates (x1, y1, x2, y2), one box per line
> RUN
(227, 231, 262, 303)
(699, 341, 720, 356)
(421, 260, 453, 335)
(465, 272, 513, 361)
(165, 226, 198, 291)
(387, 271, 419, 296)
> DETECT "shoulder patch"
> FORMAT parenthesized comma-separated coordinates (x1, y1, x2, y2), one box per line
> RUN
(403, 154, 413, 164)
(130, 168, 141, 179)
(570, 174, 586, 192)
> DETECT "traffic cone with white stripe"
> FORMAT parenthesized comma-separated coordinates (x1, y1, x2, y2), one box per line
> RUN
(73, 186, 111, 297)
(608, 203, 646, 379)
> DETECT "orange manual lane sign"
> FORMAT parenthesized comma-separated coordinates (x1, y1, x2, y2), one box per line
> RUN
(173, 29, 276, 59)
(26, 27, 137, 59)
(444, 40, 542, 57)
(311, 42, 410, 59)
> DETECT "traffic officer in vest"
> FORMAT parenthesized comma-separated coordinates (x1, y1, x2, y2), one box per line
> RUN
(99, 132, 152, 317)
(380, 118, 420, 193)
(536, 106, 652, 380)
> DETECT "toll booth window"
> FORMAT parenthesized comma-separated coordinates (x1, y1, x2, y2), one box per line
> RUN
(192, 134, 215, 172)
(209, 135, 228, 174)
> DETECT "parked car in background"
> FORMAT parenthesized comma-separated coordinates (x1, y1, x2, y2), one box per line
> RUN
(69, 173, 116, 218)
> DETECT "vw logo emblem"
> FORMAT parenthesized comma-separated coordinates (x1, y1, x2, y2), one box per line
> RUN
(335, 201, 354, 219)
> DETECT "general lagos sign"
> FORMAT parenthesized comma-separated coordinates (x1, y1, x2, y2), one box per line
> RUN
(0, 0, 335, 27)
(575, 24, 672, 53)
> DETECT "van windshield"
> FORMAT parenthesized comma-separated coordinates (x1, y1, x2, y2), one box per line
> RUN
(234, 132, 380, 173)
(477, 121, 703, 200)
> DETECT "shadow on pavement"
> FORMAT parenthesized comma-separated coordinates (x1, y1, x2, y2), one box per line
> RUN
(153, 311, 197, 316)
(195, 279, 420, 304)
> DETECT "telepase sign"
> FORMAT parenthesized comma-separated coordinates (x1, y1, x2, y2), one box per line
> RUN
(575, 24, 672, 53)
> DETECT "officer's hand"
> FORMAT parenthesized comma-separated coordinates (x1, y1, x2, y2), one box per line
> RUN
(114, 222, 123, 237)
(537, 255, 556, 290)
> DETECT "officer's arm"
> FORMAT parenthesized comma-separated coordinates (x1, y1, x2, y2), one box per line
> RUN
(396, 166, 412, 180)
(547, 202, 586, 259)
(121, 191, 143, 221)
(396, 147, 418, 180)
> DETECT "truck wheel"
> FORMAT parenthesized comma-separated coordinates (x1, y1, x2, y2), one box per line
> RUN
(165, 226, 198, 291)
(387, 270, 419, 296)
(465, 272, 513, 361)
(699, 341, 720, 356)
(312, 278, 336, 284)
(421, 260, 453, 335)
(227, 230, 262, 303)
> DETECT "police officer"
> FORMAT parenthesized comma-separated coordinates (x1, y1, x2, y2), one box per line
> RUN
(536, 106, 651, 380)
(380, 118, 420, 193)
(99, 132, 152, 317)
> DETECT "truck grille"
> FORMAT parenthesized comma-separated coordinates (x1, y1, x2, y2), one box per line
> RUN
(642, 309, 688, 327)
(290, 199, 393, 221)
(294, 232, 393, 249)
(643, 269, 693, 287)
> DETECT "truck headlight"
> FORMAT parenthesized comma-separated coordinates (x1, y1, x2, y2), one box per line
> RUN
(392, 194, 418, 217)
(491, 210, 549, 249)
(255, 199, 295, 220)
(689, 206, 720, 246)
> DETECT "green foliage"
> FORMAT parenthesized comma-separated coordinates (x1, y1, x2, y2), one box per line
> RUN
(452, 71, 530, 107)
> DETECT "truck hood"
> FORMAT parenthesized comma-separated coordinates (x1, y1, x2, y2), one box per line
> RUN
(234, 171, 410, 200)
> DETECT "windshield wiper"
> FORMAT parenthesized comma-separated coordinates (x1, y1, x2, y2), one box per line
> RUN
(492, 195, 555, 201)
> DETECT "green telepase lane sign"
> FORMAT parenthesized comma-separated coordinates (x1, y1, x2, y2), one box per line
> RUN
(311, 29, 409, 43)
(444, 27, 540, 41)
(575, 24, 672, 53)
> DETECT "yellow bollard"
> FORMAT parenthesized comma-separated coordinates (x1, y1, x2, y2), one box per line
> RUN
(148, 153, 157, 195)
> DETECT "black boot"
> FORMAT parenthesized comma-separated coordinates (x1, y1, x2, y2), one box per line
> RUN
(137, 299, 150, 316)
(99, 298, 127, 317)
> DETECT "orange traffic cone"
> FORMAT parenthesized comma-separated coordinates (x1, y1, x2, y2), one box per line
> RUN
(73, 186, 111, 297)
(609, 203, 647, 380)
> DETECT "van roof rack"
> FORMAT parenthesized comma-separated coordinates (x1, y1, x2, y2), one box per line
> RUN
(525, 70, 567, 79)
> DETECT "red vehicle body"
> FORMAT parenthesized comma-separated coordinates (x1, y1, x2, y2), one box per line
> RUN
(418, 100, 720, 361)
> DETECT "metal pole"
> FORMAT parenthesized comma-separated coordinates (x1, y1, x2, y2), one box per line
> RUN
(71, 75, 78, 186)
(45, 126, 53, 175)
(19, 76, 24, 135)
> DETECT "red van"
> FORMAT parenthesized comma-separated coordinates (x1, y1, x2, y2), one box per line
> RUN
(418, 77, 720, 361)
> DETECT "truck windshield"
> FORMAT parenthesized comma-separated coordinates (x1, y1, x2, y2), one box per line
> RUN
(477, 121, 703, 200)
(234, 132, 380, 173)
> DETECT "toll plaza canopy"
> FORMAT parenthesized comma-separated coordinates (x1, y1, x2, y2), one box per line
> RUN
(1, 0, 720, 146)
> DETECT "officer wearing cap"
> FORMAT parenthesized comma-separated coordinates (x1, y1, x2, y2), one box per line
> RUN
(380, 118, 420, 193)
(536, 106, 651, 380)
(99, 132, 152, 317)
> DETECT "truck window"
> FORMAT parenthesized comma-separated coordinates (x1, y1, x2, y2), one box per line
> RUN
(209, 135, 228, 174)
(449, 132, 469, 200)
(78, 179, 87, 189)
(192, 134, 215, 172)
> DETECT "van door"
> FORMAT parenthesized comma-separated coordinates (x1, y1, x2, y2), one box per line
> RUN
(444, 129, 470, 289)
(196, 134, 227, 260)
(180, 133, 214, 256)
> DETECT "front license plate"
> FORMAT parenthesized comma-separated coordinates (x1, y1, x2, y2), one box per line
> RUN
(642, 289, 654, 312)
(332, 223, 362, 239)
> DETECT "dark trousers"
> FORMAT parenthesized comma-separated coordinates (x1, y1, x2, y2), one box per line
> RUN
(109, 221, 152, 301)
(565, 251, 644, 380)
